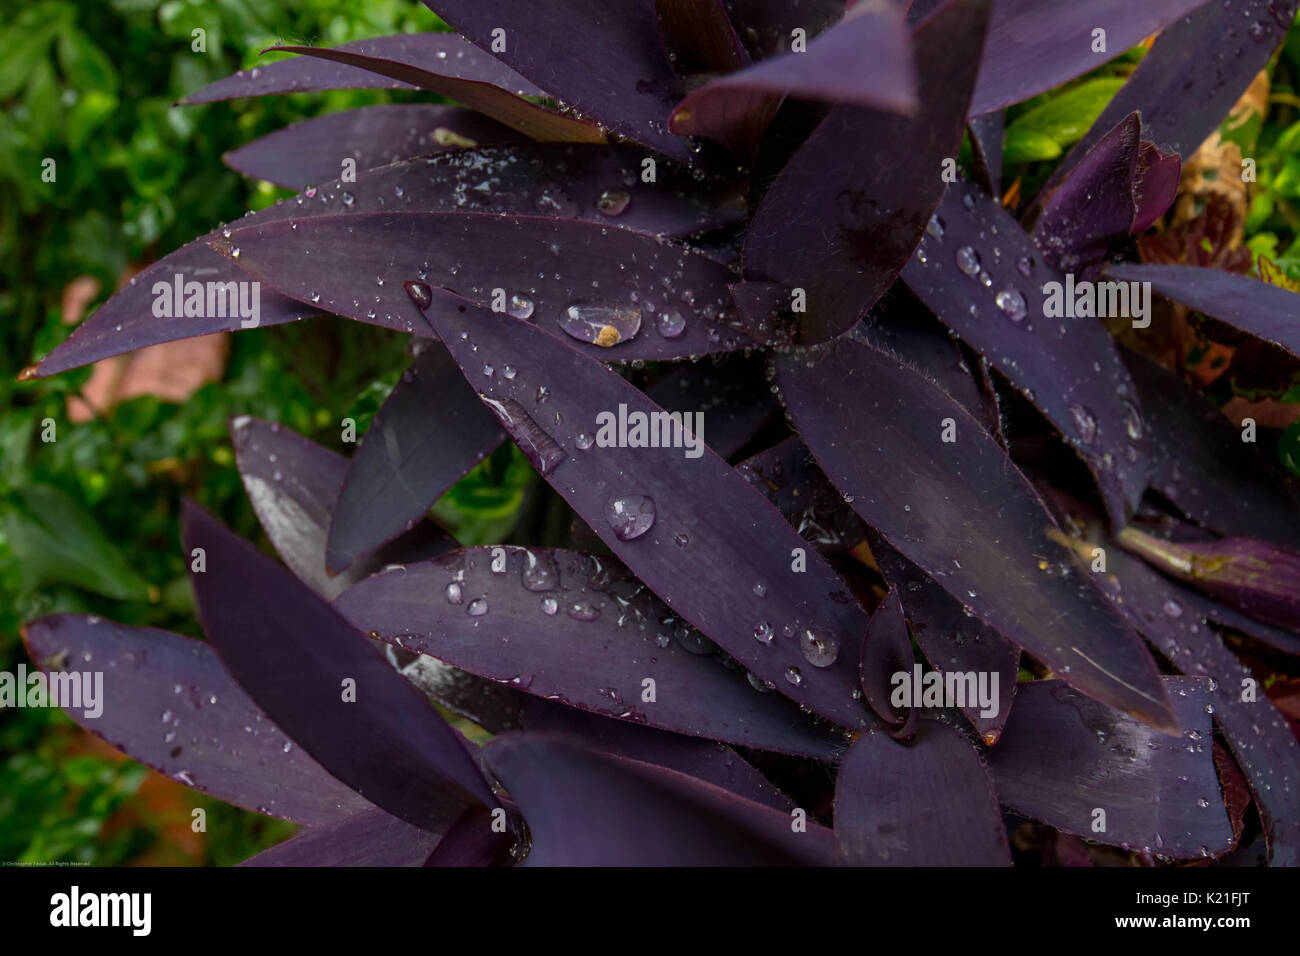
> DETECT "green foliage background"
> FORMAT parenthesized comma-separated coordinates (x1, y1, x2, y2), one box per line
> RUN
(0, 1, 1298, 865)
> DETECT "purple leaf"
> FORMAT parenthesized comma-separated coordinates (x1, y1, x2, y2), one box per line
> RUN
(868, 534, 1021, 744)
(1133, 141, 1182, 234)
(518, 699, 794, 809)
(231, 415, 456, 599)
(423, 0, 691, 161)
(1107, 263, 1300, 362)
(263, 43, 605, 144)
(775, 333, 1176, 730)
(241, 807, 443, 866)
(483, 733, 839, 865)
(654, 0, 748, 82)
(404, 290, 874, 729)
(334, 547, 846, 758)
(967, 110, 1004, 195)
(29, 247, 316, 378)
(729, 280, 793, 345)
(422, 805, 514, 867)
(986, 678, 1233, 860)
(644, 356, 777, 459)
(1117, 526, 1300, 633)
(743, 0, 990, 342)
(233, 416, 525, 734)
(736, 437, 867, 554)
(671, 2, 916, 150)
(903, 177, 1150, 525)
(1121, 349, 1300, 548)
(1064, 527, 1300, 863)
(1041, 0, 1297, 194)
(21, 615, 370, 825)
(31, 141, 742, 377)
(857, 589, 919, 736)
(835, 721, 1011, 865)
(223, 105, 522, 190)
(216, 212, 751, 359)
(327, 344, 502, 574)
(968, 0, 1212, 116)
(1032, 112, 1142, 274)
(178, 33, 544, 104)
(723, 0, 846, 60)
(183, 501, 496, 830)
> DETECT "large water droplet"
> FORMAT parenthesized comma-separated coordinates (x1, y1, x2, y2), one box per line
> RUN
(467, 598, 489, 616)
(995, 287, 1027, 322)
(541, 597, 559, 616)
(800, 627, 840, 667)
(559, 303, 641, 347)
(1016, 255, 1033, 277)
(1123, 401, 1144, 440)
(567, 600, 600, 622)
(507, 293, 535, 320)
(521, 550, 559, 591)
(1162, 599, 1183, 618)
(785, 666, 804, 686)
(754, 622, 774, 645)
(606, 495, 656, 540)
(596, 188, 631, 216)
(445, 582, 464, 604)
(482, 396, 566, 475)
(405, 281, 433, 309)
(926, 214, 945, 239)
(655, 310, 686, 339)
(955, 246, 982, 277)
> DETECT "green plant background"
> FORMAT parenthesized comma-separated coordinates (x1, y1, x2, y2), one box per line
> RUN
(1, 1, 1299, 865)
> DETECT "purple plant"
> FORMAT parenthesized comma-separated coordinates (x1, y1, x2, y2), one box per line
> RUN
(21, 0, 1300, 866)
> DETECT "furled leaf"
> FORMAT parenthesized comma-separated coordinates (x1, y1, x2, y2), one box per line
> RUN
(263, 44, 605, 143)
(985, 678, 1232, 859)
(670, 1, 916, 150)
(21, 615, 370, 826)
(3, 484, 152, 601)
(423, 805, 514, 866)
(868, 533, 1020, 743)
(178, 33, 544, 104)
(1133, 141, 1182, 234)
(423, 0, 690, 160)
(327, 344, 502, 573)
(217, 212, 751, 359)
(857, 589, 919, 735)
(519, 699, 794, 809)
(775, 333, 1175, 729)
(231, 415, 457, 599)
(1121, 349, 1300, 548)
(1107, 263, 1300, 361)
(902, 177, 1150, 524)
(743, 0, 990, 342)
(483, 733, 839, 865)
(183, 502, 496, 830)
(404, 290, 874, 729)
(1043, 0, 1298, 192)
(835, 721, 1011, 866)
(967, 0, 1211, 116)
(1032, 112, 1142, 273)
(1116, 526, 1300, 633)
(223, 105, 521, 190)
(242, 807, 443, 866)
(334, 547, 846, 758)
(1048, 508, 1300, 864)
